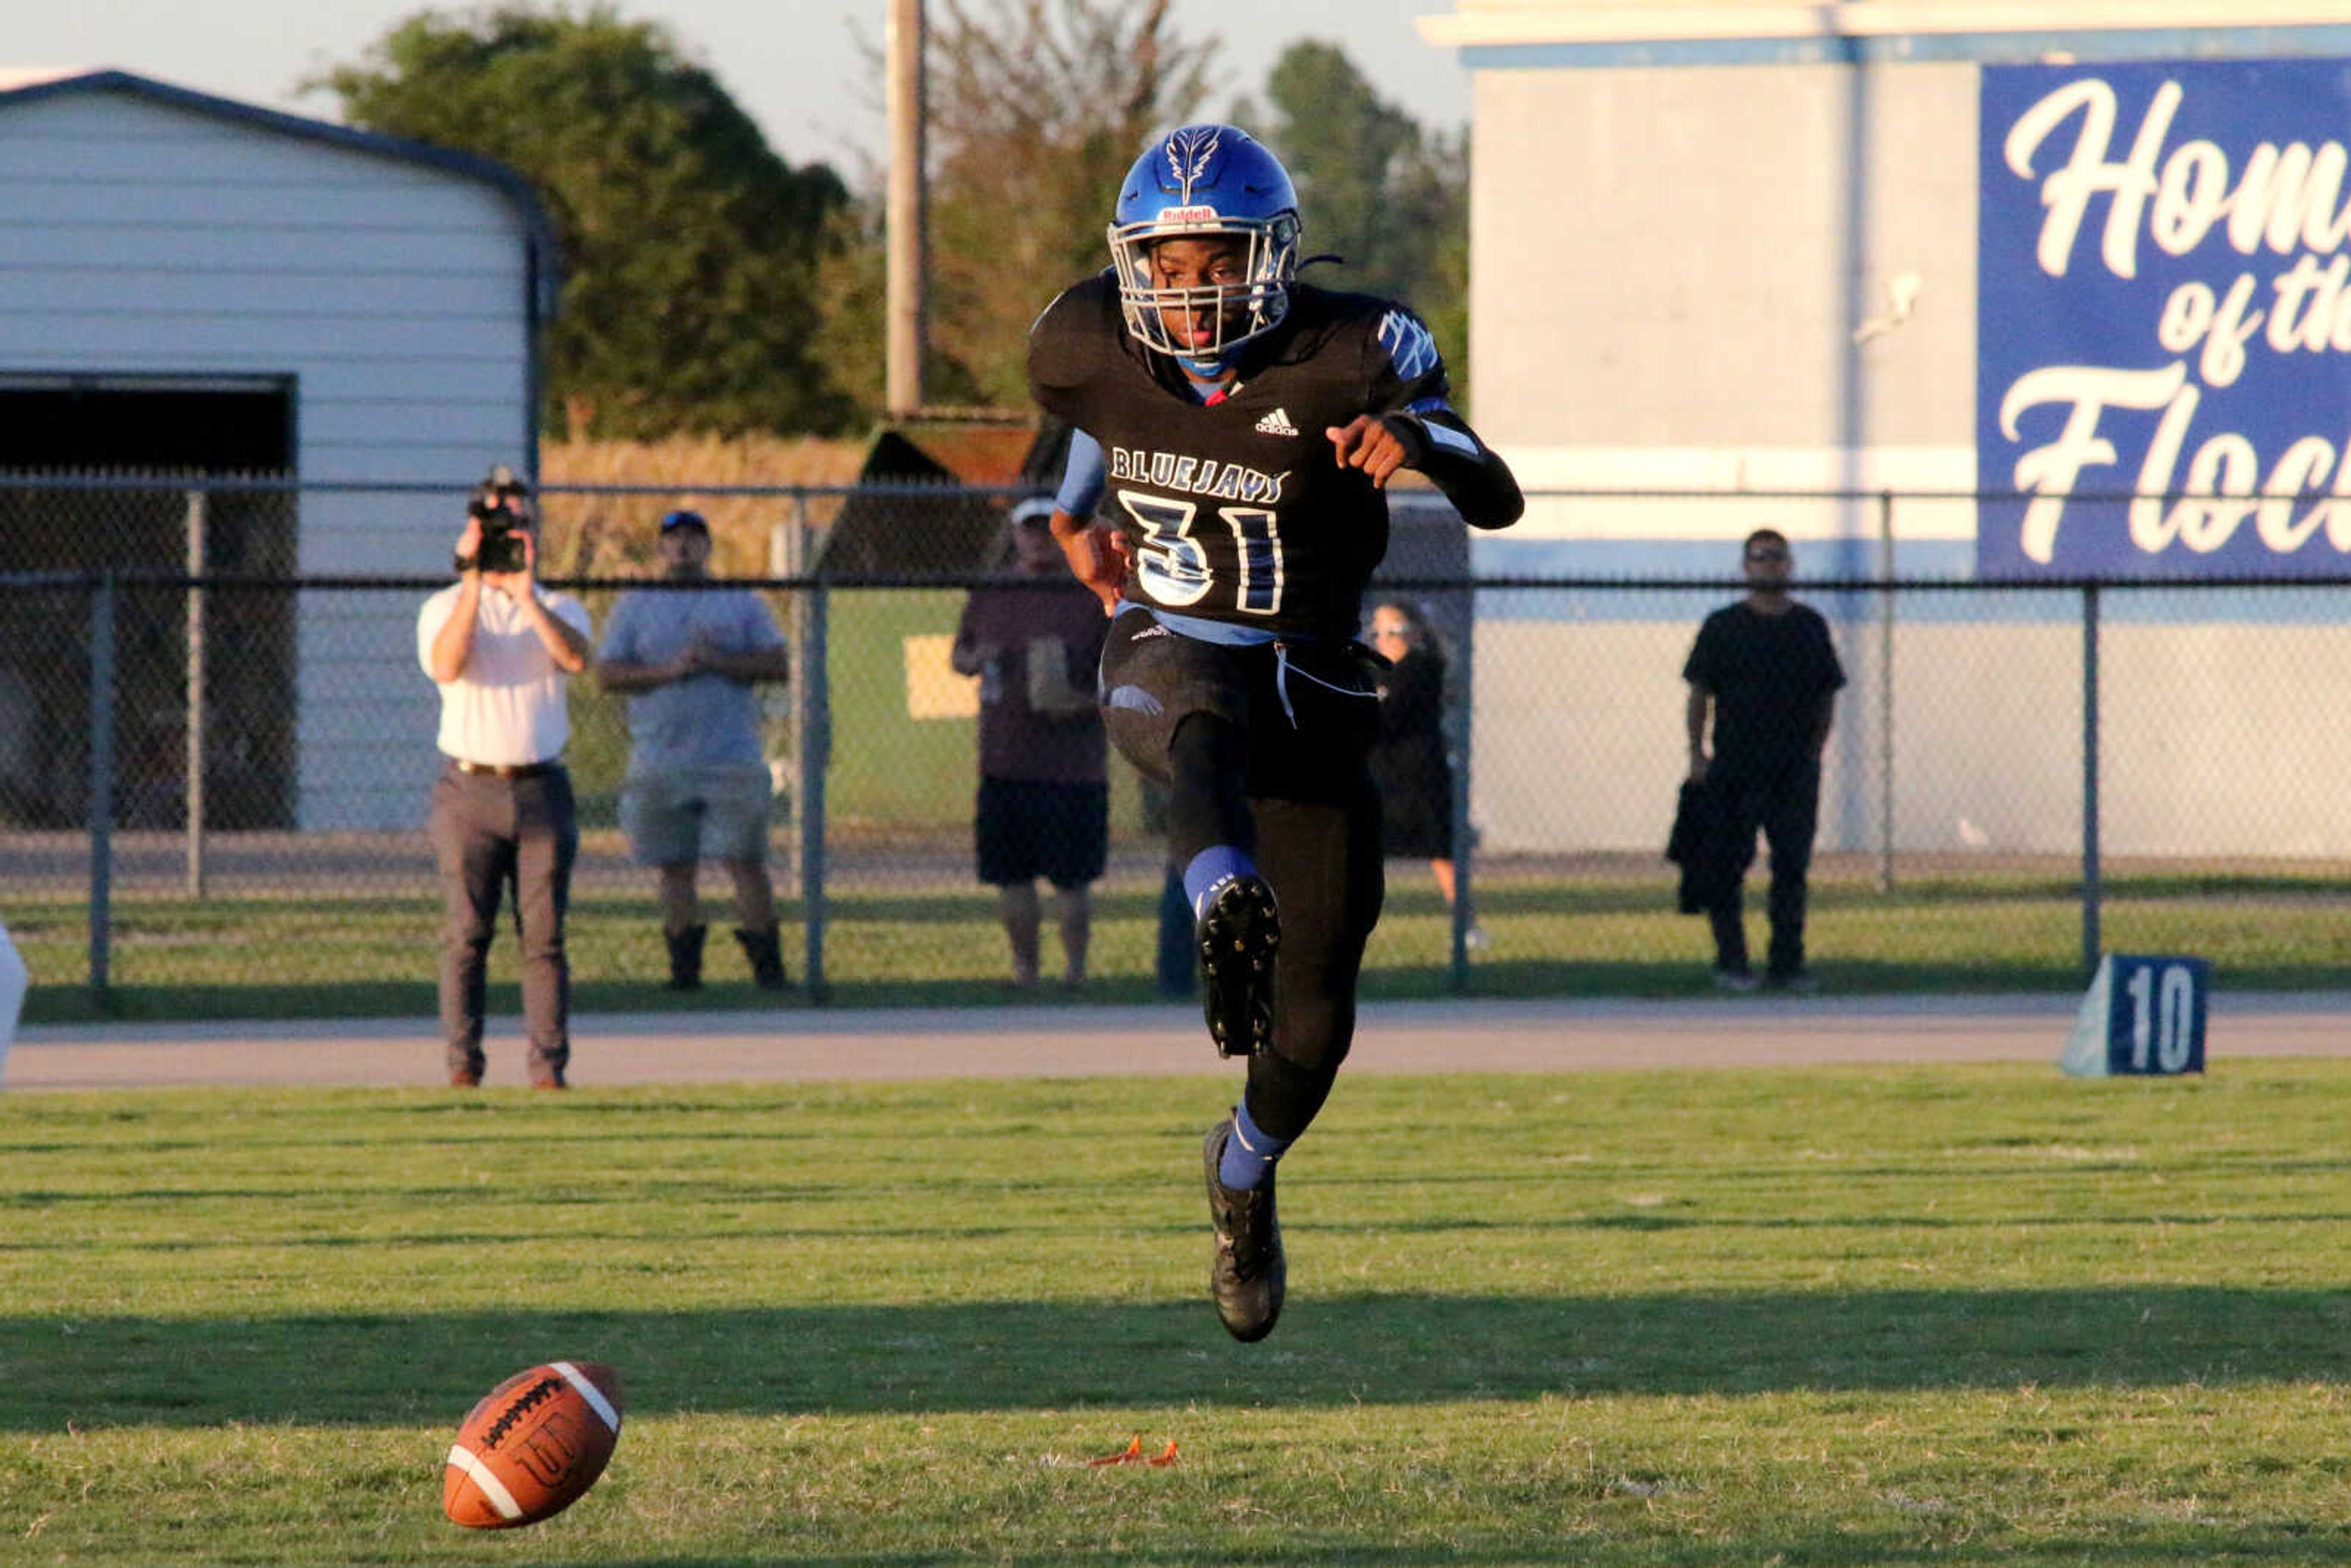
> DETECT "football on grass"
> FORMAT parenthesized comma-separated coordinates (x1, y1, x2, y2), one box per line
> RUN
(442, 1360, 623, 1528)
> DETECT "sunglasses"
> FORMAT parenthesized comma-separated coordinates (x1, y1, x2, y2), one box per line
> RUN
(1745, 547, 1790, 561)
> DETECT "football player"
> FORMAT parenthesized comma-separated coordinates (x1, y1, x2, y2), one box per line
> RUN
(1029, 124, 1523, 1341)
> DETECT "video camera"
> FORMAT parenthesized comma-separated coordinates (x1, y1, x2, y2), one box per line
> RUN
(465, 465, 533, 574)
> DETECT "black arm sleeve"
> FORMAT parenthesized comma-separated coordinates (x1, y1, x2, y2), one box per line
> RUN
(1379, 407, 1525, 530)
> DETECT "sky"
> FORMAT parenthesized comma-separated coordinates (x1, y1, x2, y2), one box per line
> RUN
(14, 1, 1473, 174)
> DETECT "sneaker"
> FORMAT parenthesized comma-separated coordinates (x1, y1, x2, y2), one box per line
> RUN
(1196, 874, 1280, 1059)
(448, 1065, 482, 1089)
(1711, 967, 1760, 994)
(1764, 969, 1820, 995)
(1202, 1118, 1286, 1343)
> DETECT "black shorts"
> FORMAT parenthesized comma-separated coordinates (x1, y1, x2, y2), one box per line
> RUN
(975, 776, 1109, 888)
(1097, 609, 1384, 803)
(1379, 784, 1455, 860)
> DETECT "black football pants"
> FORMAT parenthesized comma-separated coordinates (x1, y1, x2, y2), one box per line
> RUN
(1100, 613, 1387, 1141)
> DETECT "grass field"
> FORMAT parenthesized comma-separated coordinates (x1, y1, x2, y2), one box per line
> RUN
(16, 863, 2351, 1025)
(6, 1064, 2351, 1564)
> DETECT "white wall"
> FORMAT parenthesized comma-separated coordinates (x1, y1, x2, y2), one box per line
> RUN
(1470, 615, 2351, 858)
(1468, 61, 1978, 460)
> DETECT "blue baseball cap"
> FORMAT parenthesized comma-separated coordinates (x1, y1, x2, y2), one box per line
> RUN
(659, 509, 709, 534)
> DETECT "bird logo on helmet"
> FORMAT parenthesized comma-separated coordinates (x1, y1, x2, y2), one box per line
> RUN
(1107, 124, 1302, 361)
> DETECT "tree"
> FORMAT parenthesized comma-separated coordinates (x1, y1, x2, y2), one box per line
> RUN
(917, 0, 1218, 410)
(315, 5, 856, 438)
(1258, 42, 1471, 391)
(808, 187, 987, 419)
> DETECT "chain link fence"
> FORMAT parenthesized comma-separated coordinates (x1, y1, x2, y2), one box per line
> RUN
(7, 475, 2351, 1015)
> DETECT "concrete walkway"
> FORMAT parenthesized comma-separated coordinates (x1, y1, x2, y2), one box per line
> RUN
(6, 992, 2345, 1090)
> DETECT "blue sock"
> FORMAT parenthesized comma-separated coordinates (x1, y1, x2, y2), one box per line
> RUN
(1183, 845, 1258, 917)
(1218, 1100, 1292, 1191)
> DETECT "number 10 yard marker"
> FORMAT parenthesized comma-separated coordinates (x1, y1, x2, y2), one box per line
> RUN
(2060, 954, 2210, 1077)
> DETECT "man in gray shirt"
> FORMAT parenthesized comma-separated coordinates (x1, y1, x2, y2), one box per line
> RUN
(596, 509, 793, 991)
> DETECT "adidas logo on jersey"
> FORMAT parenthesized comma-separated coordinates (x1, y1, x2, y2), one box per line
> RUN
(1253, 407, 1300, 437)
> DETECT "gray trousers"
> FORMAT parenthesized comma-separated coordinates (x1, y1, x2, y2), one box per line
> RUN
(427, 760, 577, 1081)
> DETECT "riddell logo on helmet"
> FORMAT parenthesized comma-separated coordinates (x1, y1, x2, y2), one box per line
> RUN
(1156, 205, 1221, 226)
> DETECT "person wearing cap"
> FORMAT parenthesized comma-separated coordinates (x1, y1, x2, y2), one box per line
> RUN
(595, 509, 794, 992)
(417, 469, 596, 1088)
(950, 497, 1112, 989)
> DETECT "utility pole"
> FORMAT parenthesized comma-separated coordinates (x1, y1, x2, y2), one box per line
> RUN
(885, 0, 928, 421)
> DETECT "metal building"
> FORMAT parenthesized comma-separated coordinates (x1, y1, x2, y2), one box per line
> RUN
(0, 68, 557, 830)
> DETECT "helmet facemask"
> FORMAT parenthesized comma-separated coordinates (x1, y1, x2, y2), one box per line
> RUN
(1107, 212, 1302, 361)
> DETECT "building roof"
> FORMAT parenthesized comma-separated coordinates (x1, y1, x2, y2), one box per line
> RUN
(1417, 1, 2351, 46)
(815, 424, 1062, 577)
(0, 67, 560, 318)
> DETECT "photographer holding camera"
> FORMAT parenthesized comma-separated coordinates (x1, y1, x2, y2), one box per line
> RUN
(416, 467, 596, 1089)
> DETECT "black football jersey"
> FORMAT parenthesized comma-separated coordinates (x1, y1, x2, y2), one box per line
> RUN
(1030, 272, 1468, 638)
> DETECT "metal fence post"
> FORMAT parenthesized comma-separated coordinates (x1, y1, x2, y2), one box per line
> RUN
(769, 495, 805, 907)
(1875, 488, 1895, 893)
(797, 552, 831, 1002)
(88, 574, 117, 1001)
(1449, 587, 1476, 993)
(185, 488, 208, 898)
(2081, 582, 2102, 977)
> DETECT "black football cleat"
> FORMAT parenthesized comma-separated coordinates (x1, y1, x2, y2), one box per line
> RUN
(1202, 1117, 1286, 1343)
(1196, 874, 1278, 1059)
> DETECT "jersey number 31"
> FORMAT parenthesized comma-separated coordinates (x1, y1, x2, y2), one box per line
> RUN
(1118, 490, 1285, 616)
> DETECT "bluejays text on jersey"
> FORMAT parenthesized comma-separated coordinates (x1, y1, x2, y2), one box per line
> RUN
(1105, 445, 1289, 506)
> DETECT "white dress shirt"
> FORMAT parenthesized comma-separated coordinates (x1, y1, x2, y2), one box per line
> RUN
(415, 581, 593, 766)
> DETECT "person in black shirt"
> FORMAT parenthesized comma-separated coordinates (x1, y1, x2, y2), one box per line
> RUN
(1029, 124, 1521, 1343)
(1367, 599, 1466, 920)
(1682, 528, 1846, 992)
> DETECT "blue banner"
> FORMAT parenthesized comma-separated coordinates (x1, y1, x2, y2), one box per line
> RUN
(1979, 59, 2351, 578)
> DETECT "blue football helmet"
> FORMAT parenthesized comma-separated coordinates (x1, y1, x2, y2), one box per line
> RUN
(1108, 124, 1302, 360)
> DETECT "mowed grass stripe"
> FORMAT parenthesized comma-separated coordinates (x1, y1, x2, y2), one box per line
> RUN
(4, 1065, 2351, 1564)
(18, 869, 2351, 1022)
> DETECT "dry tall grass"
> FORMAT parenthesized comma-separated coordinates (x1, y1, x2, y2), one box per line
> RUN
(538, 433, 868, 578)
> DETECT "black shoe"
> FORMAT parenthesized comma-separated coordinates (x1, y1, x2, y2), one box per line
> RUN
(1195, 874, 1278, 1059)
(733, 925, 790, 992)
(664, 924, 707, 991)
(1202, 1117, 1285, 1343)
